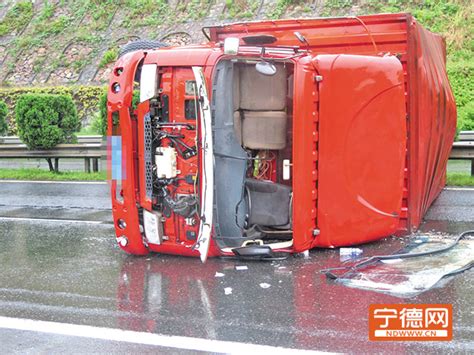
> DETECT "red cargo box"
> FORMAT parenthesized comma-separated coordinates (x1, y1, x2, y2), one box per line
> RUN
(108, 13, 456, 259)
(207, 13, 457, 245)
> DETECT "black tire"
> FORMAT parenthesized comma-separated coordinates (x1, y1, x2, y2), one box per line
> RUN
(118, 40, 168, 58)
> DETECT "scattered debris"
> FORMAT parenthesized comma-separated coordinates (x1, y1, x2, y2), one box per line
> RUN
(323, 231, 474, 297)
(215, 272, 225, 278)
(259, 283, 271, 289)
(414, 236, 429, 244)
(224, 287, 232, 295)
(339, 247, 363, 261)
(381, 258, 403, 264)
(295, 250, 310, 259)
(235, 265, 248, 271)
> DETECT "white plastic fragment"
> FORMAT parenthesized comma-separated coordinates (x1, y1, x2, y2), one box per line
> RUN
(381, 258, 403, 264)
(339, 247, 363, 261)
(215, 272, 225, 277)
(413, 236, 429, 244)
(340, 247, 363, 256)
(235, 265, 248, 271)
(295, 250, 310, 258)
(259, 283, 271, 289)
(224, 287, 232, 295)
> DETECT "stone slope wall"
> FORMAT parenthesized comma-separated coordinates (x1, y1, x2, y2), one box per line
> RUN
(0, 0, 363, 87)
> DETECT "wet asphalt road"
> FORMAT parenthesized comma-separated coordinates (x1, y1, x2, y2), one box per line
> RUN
(0, 181, 472, 354)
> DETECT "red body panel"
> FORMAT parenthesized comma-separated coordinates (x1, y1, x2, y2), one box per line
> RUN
(406, 23, 457, 230)
(312, 54, 406, 247)
(108, 13, 456, 258)
(108, 51, 148, 255)
(207, 14, 409, 56)
(291, 56, 319, 252)
(207, 13, 456, 236)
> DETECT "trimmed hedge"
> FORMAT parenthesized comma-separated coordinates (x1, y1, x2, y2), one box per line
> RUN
(96, 89, 108, 136)
(0, 86, 104, 135)
(0, 101, 7, 136)
(95, 89, 140, 136)
(15, 94, 80, 149)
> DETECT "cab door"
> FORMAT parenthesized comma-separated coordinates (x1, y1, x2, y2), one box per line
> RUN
(312, 54, 407, 247)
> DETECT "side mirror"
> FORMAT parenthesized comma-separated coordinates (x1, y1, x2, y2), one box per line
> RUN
(139, 64, 157, 102)
(255, 61, 277, 76)
(224, 37, 239, 55)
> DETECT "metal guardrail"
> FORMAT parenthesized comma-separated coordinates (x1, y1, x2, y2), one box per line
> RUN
(0, 133, 472, 175)
(459, 131, 474, 141)
(0, 136, 105, 173)
(0, 135, 103, 144)
(450, 141, 474, 176)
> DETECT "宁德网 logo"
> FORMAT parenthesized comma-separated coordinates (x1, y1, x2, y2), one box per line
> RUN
(369, 304, 452, 341)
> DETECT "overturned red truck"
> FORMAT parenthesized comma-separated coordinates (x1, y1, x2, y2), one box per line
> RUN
(107, 13, 456, 261)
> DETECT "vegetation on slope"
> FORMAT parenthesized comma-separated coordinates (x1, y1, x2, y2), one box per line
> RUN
(0, 0, 471, 131)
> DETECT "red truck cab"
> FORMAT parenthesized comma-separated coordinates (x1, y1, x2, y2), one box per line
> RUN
(107, 14, 456, 261)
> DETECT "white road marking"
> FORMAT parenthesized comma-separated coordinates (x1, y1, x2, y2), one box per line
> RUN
(0, 216, 110, 225)
(443, 187, 474, 191)
(0, 316, 327, 354)
(0, 180, 107, 185)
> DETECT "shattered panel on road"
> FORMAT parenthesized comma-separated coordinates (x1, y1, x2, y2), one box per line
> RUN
(328, 234, 474, 298)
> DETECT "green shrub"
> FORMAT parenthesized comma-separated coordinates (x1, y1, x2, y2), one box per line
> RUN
(0, 101, 8, 136)
(458, 101, 474, 131)
(15, 94, 81, 149)
(447, 61, 474, 109)
(96, 90, 108, 136)
(96, 90, 140, 135)
(0, 86, 104, 134)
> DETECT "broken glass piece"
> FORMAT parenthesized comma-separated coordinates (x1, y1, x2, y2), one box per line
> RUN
(334, 235, 474, 298)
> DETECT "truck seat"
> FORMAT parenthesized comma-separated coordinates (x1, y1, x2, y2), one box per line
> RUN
(233, 111, 287, 150)
(239, 64, 287, 111)
(233, 64, 288, 150)
(245, 178, 292, 227)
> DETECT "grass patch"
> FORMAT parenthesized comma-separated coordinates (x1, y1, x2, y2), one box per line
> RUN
(446, 172, 474, 186)
(0, 1, 33, 36)
(225, 0, 261, 19)
(447, 159, 471, 174)
(0, 168, 106, 181)
(99, 48, 118, 68)
(77, 125, 101, 135)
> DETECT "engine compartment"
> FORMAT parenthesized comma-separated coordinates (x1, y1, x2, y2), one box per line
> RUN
(143, 67, 201, 247)
(142, 59, 295, 253)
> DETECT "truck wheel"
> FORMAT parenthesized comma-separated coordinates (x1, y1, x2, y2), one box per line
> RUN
(118, 40, 168, 58)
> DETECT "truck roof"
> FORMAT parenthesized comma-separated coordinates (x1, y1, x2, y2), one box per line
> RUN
(204, 13, 441, 57)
